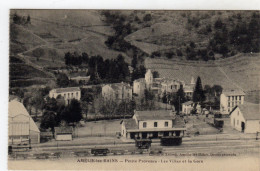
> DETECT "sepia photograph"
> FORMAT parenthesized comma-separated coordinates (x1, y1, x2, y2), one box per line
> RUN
(5, 7, 260, 170)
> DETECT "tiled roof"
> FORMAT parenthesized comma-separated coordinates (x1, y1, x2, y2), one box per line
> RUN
(222, 89, 245, 96)
(110, 82, 132, 90)
(135, 110, 175, 120)
(123, 119, 138, 130)
(54, 126, 73, 134)
(235, 102, 260, 120)
(172, 116, 186, 128)
(52, 87, 80, 93)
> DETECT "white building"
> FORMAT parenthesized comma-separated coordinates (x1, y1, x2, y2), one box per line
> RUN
(220, 89, 245, 115)
(121, 110, 186, 139)
(145, 69, 153, 89)
(49, 87, 81, 105)
(230, 102, 260, 133)
(183, 77, 195, 98)
(69, 75, 90, 84)
(133, 78, 146, 97)
(54, 126, 73, 141)
(182, 101, 201, 115)
(161, 79, 182, 94)
(102, 82, 132, 102)
(8, 100, 40, 144)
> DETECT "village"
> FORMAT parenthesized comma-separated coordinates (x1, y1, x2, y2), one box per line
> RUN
(8, 65, 260, 159)
(7, 10, 260, 160)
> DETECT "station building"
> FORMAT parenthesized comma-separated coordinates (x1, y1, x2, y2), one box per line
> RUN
(121, 110, 186, 139)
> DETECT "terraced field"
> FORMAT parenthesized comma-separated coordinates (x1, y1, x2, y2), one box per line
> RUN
(145, 53, 260, 93)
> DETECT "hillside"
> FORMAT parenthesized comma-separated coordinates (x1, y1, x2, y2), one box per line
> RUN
(9, 10, 260, 96)
(145, 53, 260, 103)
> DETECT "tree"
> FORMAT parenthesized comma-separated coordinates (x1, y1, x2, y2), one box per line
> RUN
(192, 76, 205, 104)
(56, 73, 69, 87)
(26, 15, 31, 24)
(152, 71, 159, 78)
(40, 111, 57, 136)
(143, 14, 152, 21)
(60, 99, 82, 124)
(131, 55, 138, 69)
(44, 97, 58, 112)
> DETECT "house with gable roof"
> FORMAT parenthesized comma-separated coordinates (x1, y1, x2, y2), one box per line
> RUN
(230, 102, 260, 133)
(102, 82, 132, 102)
(8, 100, 40, 144)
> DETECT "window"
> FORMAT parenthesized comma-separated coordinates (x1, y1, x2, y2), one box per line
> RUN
(232, 96, 234, 100)
(235, 96, 237, 100)
(76, 92, 78, 98)
(165, 122, 168, 127)
(239, 96, 241, 100)
(228, 96, 230, 101)
(143, 122, 147, 128)
(64, 94, 66, 98)
(154, 122, 158, 127)
(232, 102, 234, 107)
(228, 102, 230, 107)
(72, 93, 74, 98)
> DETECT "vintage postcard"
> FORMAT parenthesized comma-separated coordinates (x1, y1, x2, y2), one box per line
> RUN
(7, 9, 260, 170)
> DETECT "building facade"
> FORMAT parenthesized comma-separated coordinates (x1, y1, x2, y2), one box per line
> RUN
(230, 102, 260, 133)
(182, 101, 201, 115)
(121, 110, 186, 139)
(49, 87, 81, 105)
(133, 78, 146, 97)
(161, 79, 182, 94)
(8, 100, 40, 144)
(220, 89, 245, 115)
(102, 82, 132, 102)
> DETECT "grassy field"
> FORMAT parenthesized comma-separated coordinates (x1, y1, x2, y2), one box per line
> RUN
(77, 120, 121, 137)
(11, 10, 131, 65)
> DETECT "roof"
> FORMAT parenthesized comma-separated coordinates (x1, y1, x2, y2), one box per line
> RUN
(234, 102, 260, 120)
(182, 101, 193, 106)
(134, 78, 145, 83)
(122, 119, 138, 130)
(8, 100, 40, 134)
(172, 116, 186, 128)
(54, 126, 73, 134)
(134, 110, 175, 121)
(222, 89, 245, 96)
(51, 87, 80, 93)
(109, 82, 132, 90)
(70, 76, 90, 80)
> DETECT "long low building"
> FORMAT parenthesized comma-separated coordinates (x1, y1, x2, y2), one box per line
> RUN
(49, 87, 81, 105)
(8, 100, 40, 144)
(121, 110, 186, 139)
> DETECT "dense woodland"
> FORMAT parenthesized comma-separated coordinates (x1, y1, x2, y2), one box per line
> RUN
(101, 11, 260, 61)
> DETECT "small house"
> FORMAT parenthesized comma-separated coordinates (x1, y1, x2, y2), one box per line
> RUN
(230, 102, 260, 133)
(182, 101, 201, 115)
(54, 127, 73, 141)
